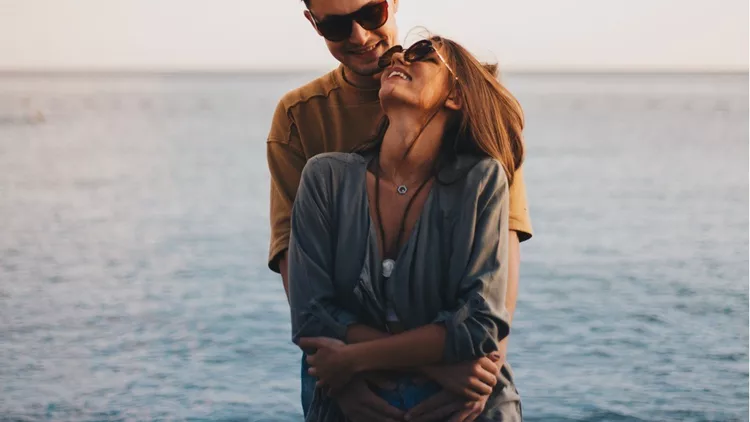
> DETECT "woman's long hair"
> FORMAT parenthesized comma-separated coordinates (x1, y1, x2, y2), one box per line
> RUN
(355, 35, 525, 184)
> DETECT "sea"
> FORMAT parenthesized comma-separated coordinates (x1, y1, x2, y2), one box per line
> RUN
(0, 72, 747, 421)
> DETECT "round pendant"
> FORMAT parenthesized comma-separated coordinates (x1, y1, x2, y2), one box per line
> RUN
(382, 259, 396, 278)
(397, 185, 408, 195)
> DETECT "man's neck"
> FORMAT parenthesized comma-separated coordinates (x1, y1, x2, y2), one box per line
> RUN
(342, 66, 382, 90)
(379, 110, 448, 184)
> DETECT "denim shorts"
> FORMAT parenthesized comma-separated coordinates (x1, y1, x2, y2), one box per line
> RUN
(301, 354, 316, 417)
(300, 354, 441, 414)
(370, 377, 442, 410)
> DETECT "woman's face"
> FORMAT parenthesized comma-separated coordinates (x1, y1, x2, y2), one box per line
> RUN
(378, 42, 455, 112)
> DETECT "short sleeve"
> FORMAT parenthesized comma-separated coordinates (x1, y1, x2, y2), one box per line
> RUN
(507, 165, 532, 241)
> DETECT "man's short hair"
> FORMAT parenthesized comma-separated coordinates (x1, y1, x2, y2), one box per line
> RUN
(302, 0, 310, 7)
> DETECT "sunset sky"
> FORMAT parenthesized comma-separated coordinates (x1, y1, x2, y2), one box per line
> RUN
(1, 0, 747, 71)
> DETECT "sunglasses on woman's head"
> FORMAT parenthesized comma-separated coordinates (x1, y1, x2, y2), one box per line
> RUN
(309, 1, 389, 42)
(378, 40, 458, 80)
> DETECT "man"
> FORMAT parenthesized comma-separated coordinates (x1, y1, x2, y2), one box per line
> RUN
(266, 0, 532, 420)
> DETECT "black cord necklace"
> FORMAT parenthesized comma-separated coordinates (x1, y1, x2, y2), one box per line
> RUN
(373, 153, 432, 278)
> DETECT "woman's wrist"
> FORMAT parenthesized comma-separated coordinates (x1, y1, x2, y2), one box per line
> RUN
(344, 342, 370, 374)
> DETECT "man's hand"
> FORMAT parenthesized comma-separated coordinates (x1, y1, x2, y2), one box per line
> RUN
(300, 337, 356, 393)
(404, 390, 488, 422)
(332, 377, 405, 422)
(421, 353, 502, 400)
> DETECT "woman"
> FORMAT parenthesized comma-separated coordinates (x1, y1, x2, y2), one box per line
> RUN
(288, 35, 525, 421)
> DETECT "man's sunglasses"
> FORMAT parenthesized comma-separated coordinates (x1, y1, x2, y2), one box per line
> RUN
(378, 40, 457, 80)
(309, 1, 389, 42)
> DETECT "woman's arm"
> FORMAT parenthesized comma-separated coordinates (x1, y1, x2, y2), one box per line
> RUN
(288, 157, 359, 344)
(345, 324, 447, 371)
(346, 324, 391, 343)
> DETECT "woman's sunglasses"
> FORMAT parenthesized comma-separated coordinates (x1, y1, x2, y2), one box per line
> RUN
(377, 40, 457, 80)
(309, 1, 389, 42)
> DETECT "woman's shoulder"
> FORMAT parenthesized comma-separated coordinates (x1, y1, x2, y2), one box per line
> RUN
(300, 152, 367, 190)
(436, 155, 509, 216)
(303, 152, 365, 173)
(439, 155, 508, 191)
(469, 156, 507, 184)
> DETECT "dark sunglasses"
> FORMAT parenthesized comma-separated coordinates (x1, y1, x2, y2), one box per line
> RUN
(309, 1, 389, 42)
(378, 40, 457, 79)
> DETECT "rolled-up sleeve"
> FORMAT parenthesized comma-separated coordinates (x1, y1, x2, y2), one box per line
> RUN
(433, 164, 511, 363)
(288, 156, 358, 345)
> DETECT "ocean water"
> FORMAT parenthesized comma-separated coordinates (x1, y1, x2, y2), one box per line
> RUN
(0, 72, 747, 422)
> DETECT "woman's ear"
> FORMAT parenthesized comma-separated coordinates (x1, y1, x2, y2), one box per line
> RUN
(444, 86, 462, 111)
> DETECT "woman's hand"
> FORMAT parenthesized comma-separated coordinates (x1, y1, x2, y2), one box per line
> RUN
(299, 337, 357, 393)
(420, 353, 502, 400)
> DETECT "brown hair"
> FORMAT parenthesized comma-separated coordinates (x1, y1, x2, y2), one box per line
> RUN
(434, 36, 524, 184)
(356, 35, 525, 184)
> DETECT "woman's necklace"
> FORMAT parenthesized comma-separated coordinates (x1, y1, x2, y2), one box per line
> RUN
(377, 157, 428, 196)
(373, 153, 432, 278)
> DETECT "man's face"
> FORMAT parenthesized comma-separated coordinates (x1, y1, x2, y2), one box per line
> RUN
(305, 0, 399, 78)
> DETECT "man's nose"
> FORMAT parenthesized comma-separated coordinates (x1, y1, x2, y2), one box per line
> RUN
(349, 21, 370, 45)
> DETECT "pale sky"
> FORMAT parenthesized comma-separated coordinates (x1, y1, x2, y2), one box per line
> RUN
(1, 0, 748, 71)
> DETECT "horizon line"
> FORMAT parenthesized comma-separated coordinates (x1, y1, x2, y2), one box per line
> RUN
(0, 67, 747, 78)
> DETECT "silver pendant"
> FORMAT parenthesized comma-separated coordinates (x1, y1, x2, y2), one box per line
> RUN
(382, 258, 396, 278)
(397, 185, 408, 195)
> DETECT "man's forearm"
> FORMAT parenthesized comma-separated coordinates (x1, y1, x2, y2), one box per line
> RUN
(279, 251, 290, 303)
(506, 231, 520, 326)
(496, 230, 521, 362)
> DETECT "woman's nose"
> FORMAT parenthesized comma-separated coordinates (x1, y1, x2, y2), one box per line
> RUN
(391, 51, 407, 65)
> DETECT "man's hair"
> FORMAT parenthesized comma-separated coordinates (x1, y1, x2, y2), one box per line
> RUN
(302, 0, 310, 7)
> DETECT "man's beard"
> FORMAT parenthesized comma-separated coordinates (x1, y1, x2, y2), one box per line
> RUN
(348, 62, 382, 78)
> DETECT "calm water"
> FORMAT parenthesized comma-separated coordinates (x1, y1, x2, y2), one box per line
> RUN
(0, 72, 747, 421)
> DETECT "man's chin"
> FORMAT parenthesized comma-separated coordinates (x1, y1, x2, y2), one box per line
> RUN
(345, 62, 383, 78)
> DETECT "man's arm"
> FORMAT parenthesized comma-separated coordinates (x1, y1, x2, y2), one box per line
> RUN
(279, 252, 290, 302)
(495, 162, 531, 361)
(495, 230, 519, 361)
(267, 98, 307, 281)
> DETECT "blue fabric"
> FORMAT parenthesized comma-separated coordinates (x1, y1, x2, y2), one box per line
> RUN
(302, 355, 441, 414)
(301, 354, 316, 417)
(372, 378, 442, 411)
(301, 356, 523, 420)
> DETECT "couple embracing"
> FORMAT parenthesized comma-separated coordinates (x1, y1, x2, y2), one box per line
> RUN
(266, 1, 533, 420)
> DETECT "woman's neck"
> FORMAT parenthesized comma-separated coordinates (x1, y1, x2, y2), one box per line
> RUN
(379, 110, 448, 184)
